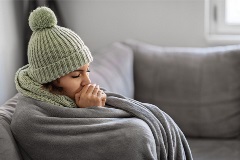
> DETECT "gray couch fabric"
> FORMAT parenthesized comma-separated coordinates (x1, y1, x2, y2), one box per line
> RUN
(188, 138, 240, 160)
(123, 39, 240, 139)
(90, 42, 134, 99)
(0, 94, 22, 160)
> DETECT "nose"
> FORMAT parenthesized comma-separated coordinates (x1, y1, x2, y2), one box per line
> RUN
(81, 74, 91, 86)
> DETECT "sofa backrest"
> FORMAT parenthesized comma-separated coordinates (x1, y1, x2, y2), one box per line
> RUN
(123, 39, 240, 138)
(90, 42, 134, 98)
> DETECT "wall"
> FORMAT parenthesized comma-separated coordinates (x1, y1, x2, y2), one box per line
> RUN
(58, 0, 207, 51)
(0, 0, 23, 105)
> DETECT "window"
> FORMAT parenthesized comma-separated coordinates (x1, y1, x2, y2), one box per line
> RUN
(205, 0, 240, 42)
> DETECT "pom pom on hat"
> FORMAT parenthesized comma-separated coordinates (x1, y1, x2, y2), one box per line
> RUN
(29, 6, 57, 31)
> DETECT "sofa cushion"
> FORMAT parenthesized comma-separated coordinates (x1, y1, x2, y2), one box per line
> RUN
(90, 42, 134, 98)
(0, 94, 22, 160)
(123, 39, 240, 138)
(187, 138, 240, 160)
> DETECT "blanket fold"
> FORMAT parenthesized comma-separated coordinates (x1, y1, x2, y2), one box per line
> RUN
(11, 91, 192, 160)
(105, 92, 192, 160)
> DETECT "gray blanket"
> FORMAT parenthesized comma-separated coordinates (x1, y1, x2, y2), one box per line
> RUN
(11, 91, 192, 160)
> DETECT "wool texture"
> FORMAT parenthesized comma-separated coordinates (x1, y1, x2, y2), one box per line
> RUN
(15, 6, 93, 105)
(19, 6, 93, 84)
(15, 65, 77, 107)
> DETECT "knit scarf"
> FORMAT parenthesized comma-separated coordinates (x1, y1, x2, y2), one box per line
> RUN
(15, 65, 77, 107)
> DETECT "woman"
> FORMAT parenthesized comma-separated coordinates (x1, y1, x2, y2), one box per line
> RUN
(42, 63, 107, 108)
(11, 7, 192, 160)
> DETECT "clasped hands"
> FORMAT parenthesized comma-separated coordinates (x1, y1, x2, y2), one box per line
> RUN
(75, 84, 106, 108)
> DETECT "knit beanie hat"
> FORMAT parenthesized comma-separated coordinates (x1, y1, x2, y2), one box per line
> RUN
(27, 6, 93, 84)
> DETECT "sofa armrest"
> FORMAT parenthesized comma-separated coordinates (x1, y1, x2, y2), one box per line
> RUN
(0, 94, 22, 160)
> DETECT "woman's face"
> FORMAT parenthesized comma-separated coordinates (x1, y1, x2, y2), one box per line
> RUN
(53, 63, 91, 100)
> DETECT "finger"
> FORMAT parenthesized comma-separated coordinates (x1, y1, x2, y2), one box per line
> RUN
(101, 93, 106, 101)
(100, 90, 105, 94)
(80, 84, 91, 94)
(101, 96, 106, 107)
(75, 92, 81, 102)
(102, 100, 106, 107)
(102, 97, 106, 103)
(97, 90, 102, 97)
(92, 85, 100, 95)
(100, 90, 106, 97)
(86, 84, 96, 94)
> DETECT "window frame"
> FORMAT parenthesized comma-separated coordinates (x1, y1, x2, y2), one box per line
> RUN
(205, 0, 240, 43)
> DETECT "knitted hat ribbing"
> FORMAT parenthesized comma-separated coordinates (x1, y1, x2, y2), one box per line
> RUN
(27, 7, 93, 84)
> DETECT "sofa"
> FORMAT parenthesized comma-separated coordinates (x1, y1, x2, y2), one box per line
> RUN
(0, 39, 239, 160)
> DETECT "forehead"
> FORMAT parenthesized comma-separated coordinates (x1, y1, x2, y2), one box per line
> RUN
(73, 63, 90, 71)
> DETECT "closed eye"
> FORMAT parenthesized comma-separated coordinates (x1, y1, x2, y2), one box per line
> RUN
(72, 73, 81, 78)
(71, 69, 90, 78)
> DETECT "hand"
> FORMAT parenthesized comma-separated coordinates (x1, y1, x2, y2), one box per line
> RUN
(100, 89, 107, 107)
(75, 84, 106, 108)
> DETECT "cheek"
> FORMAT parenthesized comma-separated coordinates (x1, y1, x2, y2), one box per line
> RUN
(64, 80, 82, 95)
(58, 77, 82, 99)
